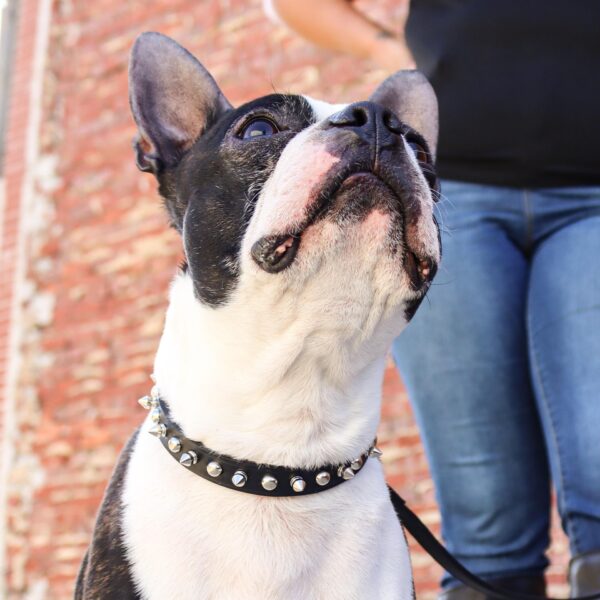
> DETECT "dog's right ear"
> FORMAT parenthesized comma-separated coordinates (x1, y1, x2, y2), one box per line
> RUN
(129, 32, 232, 174)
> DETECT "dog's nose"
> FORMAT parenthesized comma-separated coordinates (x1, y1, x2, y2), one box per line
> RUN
(327, 101, 403, 143)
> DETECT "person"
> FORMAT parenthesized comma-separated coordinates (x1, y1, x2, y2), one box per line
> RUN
(265, 1, 600, 598)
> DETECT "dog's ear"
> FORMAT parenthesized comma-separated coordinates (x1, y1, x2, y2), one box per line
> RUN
(370, 70, 438, 160)
(129, 32, 232, 174)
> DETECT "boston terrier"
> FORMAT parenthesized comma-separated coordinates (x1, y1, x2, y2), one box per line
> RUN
(75, 32, 440, 600)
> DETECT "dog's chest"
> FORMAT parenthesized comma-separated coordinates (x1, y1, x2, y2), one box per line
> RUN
(122, 428, 413, 600)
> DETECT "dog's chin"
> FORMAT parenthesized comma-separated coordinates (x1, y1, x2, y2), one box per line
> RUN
(250, 171, 438, 291)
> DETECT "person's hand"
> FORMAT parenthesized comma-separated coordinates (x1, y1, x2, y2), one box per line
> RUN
(369, 33, 416, 73)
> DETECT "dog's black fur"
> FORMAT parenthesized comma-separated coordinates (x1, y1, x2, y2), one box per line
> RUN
(75, 432, 140, 599)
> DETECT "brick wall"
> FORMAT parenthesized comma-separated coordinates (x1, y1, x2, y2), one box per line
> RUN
(0, 1, 570, 598)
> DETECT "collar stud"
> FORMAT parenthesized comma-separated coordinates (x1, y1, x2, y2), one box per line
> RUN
(206, 461, 223, 477)
(149, 423, 166, 438)
(138, 395, 151, 410)
(350, 457, 363, 471)
(231, 471, 248, 487)
(290, 476, 306, 493)
(179, 451, 198, 467)
(167, 437, 182, 453)
(315, 471, 331, 486)
(261, 475, 278, 491)
(369, 447, 383, 459)
(149, 407, 162, 423)
(339, 466, 355, 480)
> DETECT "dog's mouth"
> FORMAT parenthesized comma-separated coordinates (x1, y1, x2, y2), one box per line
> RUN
(250, 232, 302, 273)
(251, 168, 438, 289)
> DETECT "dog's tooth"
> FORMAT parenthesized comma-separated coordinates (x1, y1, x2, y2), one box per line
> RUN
(316, 472, 331, 486)
(231, 471, 248, 487)
(261, 475, 278, 491)
(148, 423, 167, 438)
(290, 476, 306, 493)
(179, 451, 198, 467)
(206, 461, 223, 477)
(167, 437, 182, 453)
(150, 385, 160, 400)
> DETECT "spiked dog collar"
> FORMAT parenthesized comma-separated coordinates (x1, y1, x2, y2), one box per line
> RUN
(139, 384, 382, 497)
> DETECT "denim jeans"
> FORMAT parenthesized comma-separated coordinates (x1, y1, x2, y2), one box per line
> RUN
(392, 180, 600, 589)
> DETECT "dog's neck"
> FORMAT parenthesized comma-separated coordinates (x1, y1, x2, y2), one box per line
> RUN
(152, 273, 388, 469)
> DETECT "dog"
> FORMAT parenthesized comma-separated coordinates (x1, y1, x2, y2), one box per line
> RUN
(75, 32, 440, 600)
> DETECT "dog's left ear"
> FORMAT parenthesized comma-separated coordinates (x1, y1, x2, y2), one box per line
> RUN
(129, 32, 232, 174)
(370, 70, 438, 160)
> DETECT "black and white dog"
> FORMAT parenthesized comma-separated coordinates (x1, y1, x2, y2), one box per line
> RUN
(76, 32, 440, 600)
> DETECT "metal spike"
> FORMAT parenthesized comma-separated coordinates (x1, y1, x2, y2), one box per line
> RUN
(148, 423, 166, 438)
(149, 407, 161, 423)
(206, 461, 223, 478)
(316, 471, 331, 486)
(369, 447, 383, 459)
(261, 475, 278, 491)
(167, 437, 182, 453)
(350, 457, 363, 471)
(340, 466, 354, 480)
(138, 395, 152, 410)
(290, 476, 306, 493)
(231, 470, 247, 487)
(179, 451, 198, 467)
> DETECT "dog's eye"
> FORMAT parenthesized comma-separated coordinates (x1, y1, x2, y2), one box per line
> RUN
(406, 138, 430, 165)
(240, 118, 278, 140)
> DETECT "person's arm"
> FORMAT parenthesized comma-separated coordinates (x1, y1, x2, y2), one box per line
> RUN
(268, 0, 414, 72)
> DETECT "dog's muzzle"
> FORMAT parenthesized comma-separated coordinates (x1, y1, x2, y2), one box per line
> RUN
(250, 101, 439, 283)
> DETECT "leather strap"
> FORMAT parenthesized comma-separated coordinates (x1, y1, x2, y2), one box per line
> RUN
(388, 486, 600, 600)
(153, 399, 374, 497)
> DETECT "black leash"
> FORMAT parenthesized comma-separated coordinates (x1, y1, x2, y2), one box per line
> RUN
(388, 486, 600, 600)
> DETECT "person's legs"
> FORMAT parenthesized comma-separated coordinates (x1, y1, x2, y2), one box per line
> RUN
(392, 180, 551, 590)
(527, 187, 600, 593)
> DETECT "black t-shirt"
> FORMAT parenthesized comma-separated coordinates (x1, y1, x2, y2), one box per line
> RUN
(405, 0, 600, 187)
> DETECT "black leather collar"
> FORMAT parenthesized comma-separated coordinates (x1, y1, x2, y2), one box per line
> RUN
(139, 386, 381, 497)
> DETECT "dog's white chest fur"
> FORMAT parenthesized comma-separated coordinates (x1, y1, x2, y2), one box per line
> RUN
(123, 421, 413, 600)
(119, 264, 420, 600)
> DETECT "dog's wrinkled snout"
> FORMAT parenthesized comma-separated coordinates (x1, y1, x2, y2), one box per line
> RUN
(327, 101, 403, 144)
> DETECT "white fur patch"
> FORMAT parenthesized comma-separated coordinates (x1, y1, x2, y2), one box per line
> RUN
(303, 95, 348, 122)
(124, 425, 413, 600)
(122, 269, 415, 599)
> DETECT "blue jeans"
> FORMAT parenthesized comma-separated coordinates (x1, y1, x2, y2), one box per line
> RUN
(392, 180, 600, 589)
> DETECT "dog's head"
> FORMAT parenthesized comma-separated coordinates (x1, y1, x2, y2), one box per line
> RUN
(129, 32, 440, 364)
